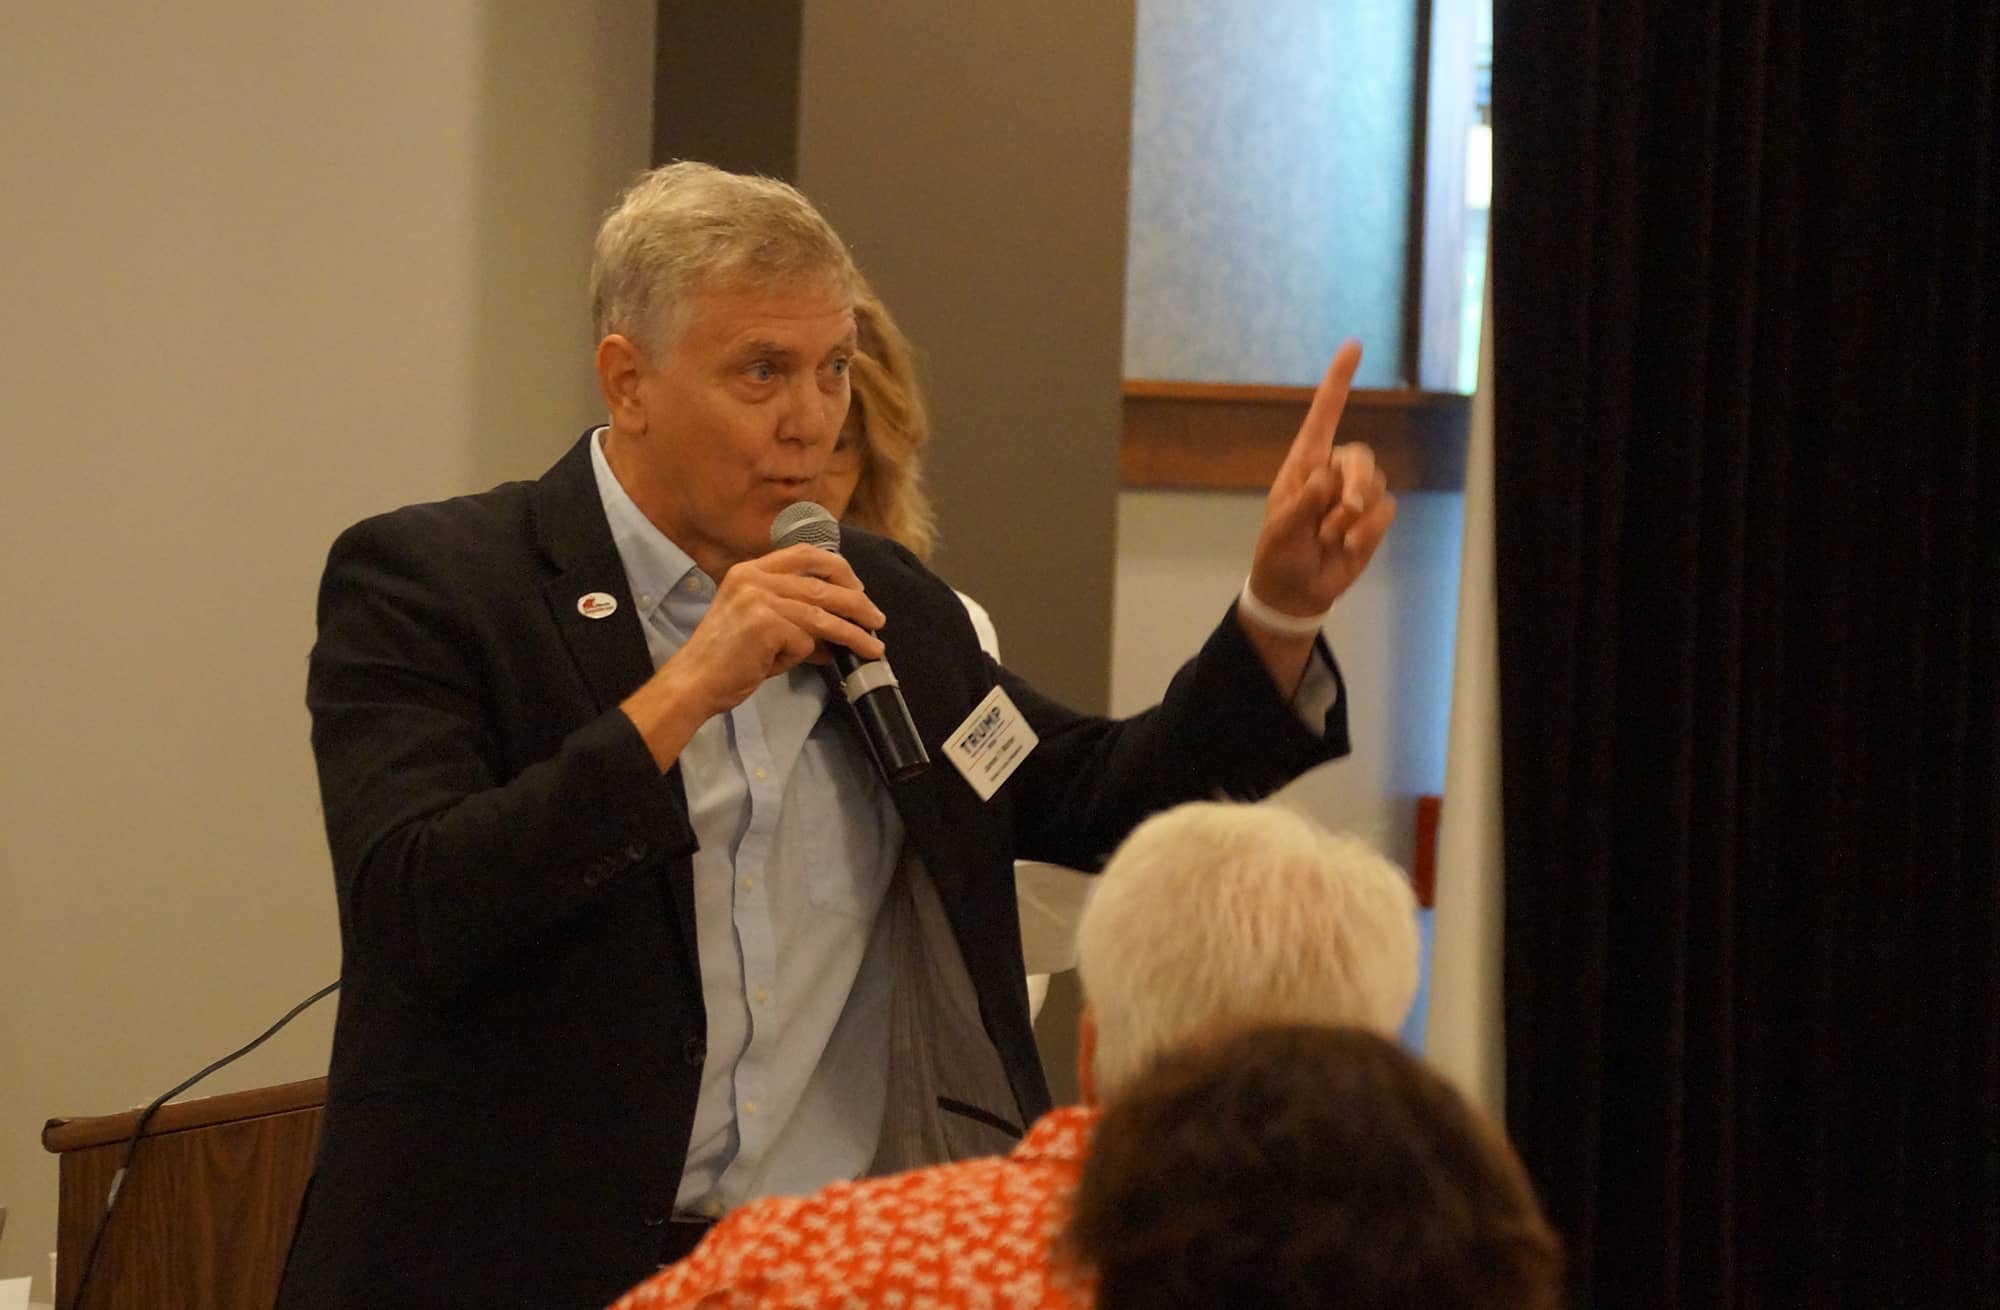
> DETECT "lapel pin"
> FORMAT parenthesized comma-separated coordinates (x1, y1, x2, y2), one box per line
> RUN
(577, 592, 618, 620)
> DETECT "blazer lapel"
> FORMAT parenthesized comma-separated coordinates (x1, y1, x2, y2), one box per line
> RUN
(532, 430, 700, 967)
(845, 536, 972, 914)
(532, 432, 656, 713)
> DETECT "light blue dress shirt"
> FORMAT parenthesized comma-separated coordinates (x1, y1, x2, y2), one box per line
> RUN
(589, 431, 904, 1215)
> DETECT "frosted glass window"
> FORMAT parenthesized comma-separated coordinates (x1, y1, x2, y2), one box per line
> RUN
(1124, 0, 1417, 387)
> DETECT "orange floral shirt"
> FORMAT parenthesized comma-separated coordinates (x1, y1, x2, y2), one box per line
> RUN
(609, 1105, 1100, 1310)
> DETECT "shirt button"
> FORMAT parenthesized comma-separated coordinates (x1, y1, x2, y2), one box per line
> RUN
(638, 594, 652, 608)
(753, 766, 769, 781)
(704, 1199, 725, 1218)
(754, 988, 769, 1005)
(742, 877, 754, 891)
(684, 577, 702, 593)
(744, 1100, 758, 1117)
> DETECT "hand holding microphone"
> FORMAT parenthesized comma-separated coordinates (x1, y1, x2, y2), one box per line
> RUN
(620, 502, 929, 783)
(770, 502, 930, 783)
(618, 522, 887, 772)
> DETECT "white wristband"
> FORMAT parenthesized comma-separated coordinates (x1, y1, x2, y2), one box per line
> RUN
(1236, 577, 1331, 637)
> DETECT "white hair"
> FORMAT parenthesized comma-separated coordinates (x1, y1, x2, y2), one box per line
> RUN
(589, 160, 857, 352)
(1075, 801, 1421, 1101)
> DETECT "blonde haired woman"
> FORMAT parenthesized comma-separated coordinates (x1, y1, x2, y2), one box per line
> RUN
(815, 276, 1086, 1017)
(816, 276, 997, 654)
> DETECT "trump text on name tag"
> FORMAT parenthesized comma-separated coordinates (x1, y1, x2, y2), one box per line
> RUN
(942, 685, 1038, 801)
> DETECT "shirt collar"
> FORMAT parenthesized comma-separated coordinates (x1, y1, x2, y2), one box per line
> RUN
(589, 426, 708, 623)
(1010, 1104, 1101, 1166)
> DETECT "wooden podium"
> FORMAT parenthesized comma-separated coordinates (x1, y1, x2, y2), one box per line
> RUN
(41, 1078, 325, 1310)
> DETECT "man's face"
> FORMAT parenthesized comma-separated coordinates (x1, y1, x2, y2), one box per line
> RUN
(625, 279, 856, 575)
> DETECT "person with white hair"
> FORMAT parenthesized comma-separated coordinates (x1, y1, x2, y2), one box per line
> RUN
(608, 800, 1421, 1310)
(1071, 801, 1421, 1103)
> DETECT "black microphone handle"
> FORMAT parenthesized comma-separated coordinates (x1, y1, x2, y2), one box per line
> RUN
(826, 647, 931, 783)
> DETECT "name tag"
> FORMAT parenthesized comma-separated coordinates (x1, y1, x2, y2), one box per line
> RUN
(942, 686, 1038, 801)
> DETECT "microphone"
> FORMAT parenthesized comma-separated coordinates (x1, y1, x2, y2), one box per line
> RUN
(770, 502, 931, 783)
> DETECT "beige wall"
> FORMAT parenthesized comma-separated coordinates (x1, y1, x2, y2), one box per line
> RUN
(794, 0, 1136, 714)
(0, 2, 654, 1296)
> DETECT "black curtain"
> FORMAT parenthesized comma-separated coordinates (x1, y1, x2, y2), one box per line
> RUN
(1492, 1, 1999, 1305)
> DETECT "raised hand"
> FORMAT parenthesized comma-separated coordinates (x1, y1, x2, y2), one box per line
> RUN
(1248, 340, 1397, 621)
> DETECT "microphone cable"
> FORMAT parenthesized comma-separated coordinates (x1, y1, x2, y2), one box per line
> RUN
(68, 978, 341, 1309)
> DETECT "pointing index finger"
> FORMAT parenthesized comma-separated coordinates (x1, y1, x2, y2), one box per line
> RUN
(1281, 339, 1364, 480)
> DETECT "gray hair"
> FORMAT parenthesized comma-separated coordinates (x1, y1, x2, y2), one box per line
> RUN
(589, 161, 858, 351)
(1075, 801, 1421, 1101)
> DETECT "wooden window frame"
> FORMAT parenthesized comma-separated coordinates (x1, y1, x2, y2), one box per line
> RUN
(1121, 381, 1469, 493)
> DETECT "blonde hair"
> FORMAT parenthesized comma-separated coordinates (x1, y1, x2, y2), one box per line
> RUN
(590, 160, 857, 351)
(1075, 802, 1421, 1100)
(840, 278, 940, 560)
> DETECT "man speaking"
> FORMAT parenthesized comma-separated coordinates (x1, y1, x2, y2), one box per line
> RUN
(275, 163, 1396, 1308)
